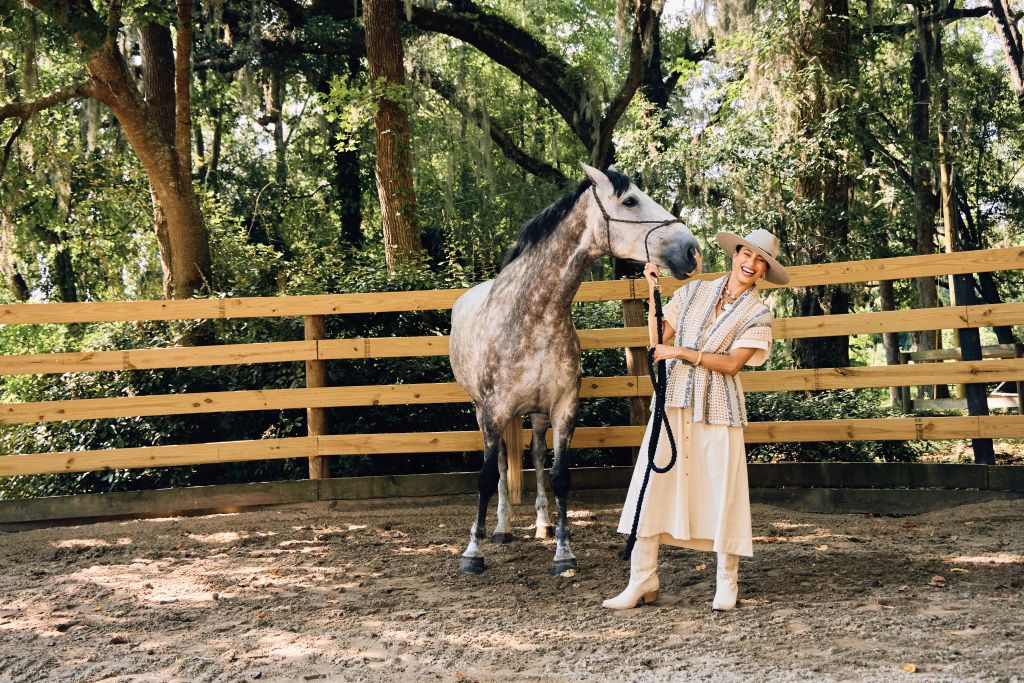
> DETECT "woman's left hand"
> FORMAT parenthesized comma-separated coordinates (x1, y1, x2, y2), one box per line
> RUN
(651, 344, 680, 363)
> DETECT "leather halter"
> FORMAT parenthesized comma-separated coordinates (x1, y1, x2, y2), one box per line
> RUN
(589, 185, 684, 263)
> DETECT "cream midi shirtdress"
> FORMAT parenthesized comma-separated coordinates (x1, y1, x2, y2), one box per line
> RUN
(616, 288, 770, 557)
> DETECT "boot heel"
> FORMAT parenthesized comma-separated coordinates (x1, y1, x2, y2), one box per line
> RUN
(641, 589, 659, 605)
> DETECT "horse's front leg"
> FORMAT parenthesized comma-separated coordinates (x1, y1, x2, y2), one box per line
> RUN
(530, 412, 555, 539)
(459, 417, 503, 574)
(549, 406, 578, 576)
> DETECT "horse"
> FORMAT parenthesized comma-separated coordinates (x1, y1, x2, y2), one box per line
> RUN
(449, 163, 701, 576)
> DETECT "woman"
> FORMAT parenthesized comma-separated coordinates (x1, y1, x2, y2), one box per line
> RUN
(603, 228, 789, 611)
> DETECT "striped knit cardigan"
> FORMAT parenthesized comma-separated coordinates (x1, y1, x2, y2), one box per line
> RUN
(662, 275, 773, 426)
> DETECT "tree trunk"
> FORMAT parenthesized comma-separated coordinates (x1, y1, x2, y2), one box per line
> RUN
(0, 207, 29, 302)
(907, 2, 941, 394)
(317, 68, 363, 248)
(363, 0, 422, 271)
(879, 279, 904, 408)
(790, 0, 852, 370)
(265, 65, 287, 185)
(990, 0, 1024, 110)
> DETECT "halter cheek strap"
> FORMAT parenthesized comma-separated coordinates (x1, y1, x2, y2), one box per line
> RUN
(589, 185, 684, 262)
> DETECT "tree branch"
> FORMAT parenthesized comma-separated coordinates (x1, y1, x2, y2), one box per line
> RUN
(597, 0, 658, 165)
(412, 67, 570, 186)
(305, 0, 600, 152)
(861, 128, 914, 191)
(0, 120, 25, 186)
(867, 5, 991, 38)
(0, 81, 90, 122)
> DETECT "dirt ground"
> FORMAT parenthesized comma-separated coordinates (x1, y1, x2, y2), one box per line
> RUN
(1, 495, 1022, 683)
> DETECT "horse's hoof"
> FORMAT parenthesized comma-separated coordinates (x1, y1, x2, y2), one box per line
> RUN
(490, 532, 516, 544)
(535, 525, 556, 540)
(459, 556, 486, 574)
(550, 558, 578, 576)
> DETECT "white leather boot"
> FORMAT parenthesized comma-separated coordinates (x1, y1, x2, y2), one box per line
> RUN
(712, 552, 739, 611)
(602, 536, 660, 609)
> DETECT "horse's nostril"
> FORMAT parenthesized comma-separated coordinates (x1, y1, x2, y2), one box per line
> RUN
(687, 244, 699, 261)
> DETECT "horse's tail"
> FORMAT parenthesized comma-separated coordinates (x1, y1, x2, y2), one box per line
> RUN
(503, 418, 525, 505)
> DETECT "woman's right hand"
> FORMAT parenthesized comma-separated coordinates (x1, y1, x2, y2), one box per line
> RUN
(643, 262, 660, 296)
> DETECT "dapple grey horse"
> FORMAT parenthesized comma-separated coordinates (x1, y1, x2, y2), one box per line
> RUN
(449, 164, 701, 575)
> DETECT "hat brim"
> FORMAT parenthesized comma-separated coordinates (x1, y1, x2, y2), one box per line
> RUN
(714, 231, 790, 285)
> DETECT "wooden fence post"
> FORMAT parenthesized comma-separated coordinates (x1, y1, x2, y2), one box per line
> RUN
(305, 315, 330, 479)
(1016, 343, 1024, 416)
(952, 274, 995, 464)
(623, 294, 651, 465)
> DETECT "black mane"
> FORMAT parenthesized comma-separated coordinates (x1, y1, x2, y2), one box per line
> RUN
(502, 168, 632, 267)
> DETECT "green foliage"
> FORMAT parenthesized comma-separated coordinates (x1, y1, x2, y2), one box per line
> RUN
(746, 390, 931, 463)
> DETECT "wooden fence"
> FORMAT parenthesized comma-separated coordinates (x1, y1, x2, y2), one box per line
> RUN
(1, 246, 1023, 481)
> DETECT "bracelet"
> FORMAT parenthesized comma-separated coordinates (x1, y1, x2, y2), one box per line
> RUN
(695, 351, 704, 367)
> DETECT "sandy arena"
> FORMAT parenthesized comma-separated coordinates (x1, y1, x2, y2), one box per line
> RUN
(1, 496, 1022, 682)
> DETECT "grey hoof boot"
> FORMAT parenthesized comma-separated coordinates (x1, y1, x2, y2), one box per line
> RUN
(459, 555, 486, 574)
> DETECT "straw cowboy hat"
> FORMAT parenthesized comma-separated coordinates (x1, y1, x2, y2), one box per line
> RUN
(715, 228, 790, 285)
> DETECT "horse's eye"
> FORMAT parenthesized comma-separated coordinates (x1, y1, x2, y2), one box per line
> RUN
(622, 196, 639, 208)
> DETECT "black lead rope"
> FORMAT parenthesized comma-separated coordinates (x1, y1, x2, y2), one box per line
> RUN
(584, 183, 683, 560)
(620, 284, 679, 561)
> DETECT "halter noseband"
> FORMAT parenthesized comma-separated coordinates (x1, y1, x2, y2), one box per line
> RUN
(590, 185, 685, 263)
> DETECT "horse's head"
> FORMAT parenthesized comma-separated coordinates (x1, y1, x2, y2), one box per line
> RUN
(581, 163, 701, 279)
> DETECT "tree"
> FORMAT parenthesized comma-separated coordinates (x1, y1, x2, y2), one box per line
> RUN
(789, 0, 853, 369)
(363, 0, 423, 271)
(0, 0, 212, 299)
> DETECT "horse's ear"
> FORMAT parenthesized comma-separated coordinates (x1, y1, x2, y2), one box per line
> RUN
(579, 162, 611, 193)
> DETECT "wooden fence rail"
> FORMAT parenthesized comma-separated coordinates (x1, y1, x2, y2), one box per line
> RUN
(2, 415, 1023, 478)
(1, 247, 1022, 324)
(4, 302, 1023, 375)
(0, 247, 1022, 479)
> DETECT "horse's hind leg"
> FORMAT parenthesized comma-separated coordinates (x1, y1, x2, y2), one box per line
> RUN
(529, 412, 555, 539)
(459, 412, 503, 574)
(549, 401, 578, 576)
(491, 439, 516, 543)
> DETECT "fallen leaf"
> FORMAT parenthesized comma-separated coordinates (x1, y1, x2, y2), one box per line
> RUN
(950, 568, 969, 574)
(964, 521, 974, 526)
(904, 520, 919, 528)
(694, 563, 707, 571)
(815, 544, 829, 551)
(257, 612, 268, 619)
(897, 584, 911, 592)
(455, 673, 465, 681)
(558, 568, 577, 578)
(400, 610, 427, 622)
(93, 604, 103, 612)
(902, 663, 917, 673)
(108, 635, 129, 645)
(267, 571, 281, 578)
(928, 575, 946, 588)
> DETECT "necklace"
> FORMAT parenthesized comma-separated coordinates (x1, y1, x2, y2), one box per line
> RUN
(719, 281, 745, 310)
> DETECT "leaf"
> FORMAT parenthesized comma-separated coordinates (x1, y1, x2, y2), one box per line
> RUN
(950, 568, 969, 574)
(815, 544, 829, 551)
(694, 563, 707, 571)
(902, 663, 917, 673)
(928, 575, 946, 588)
